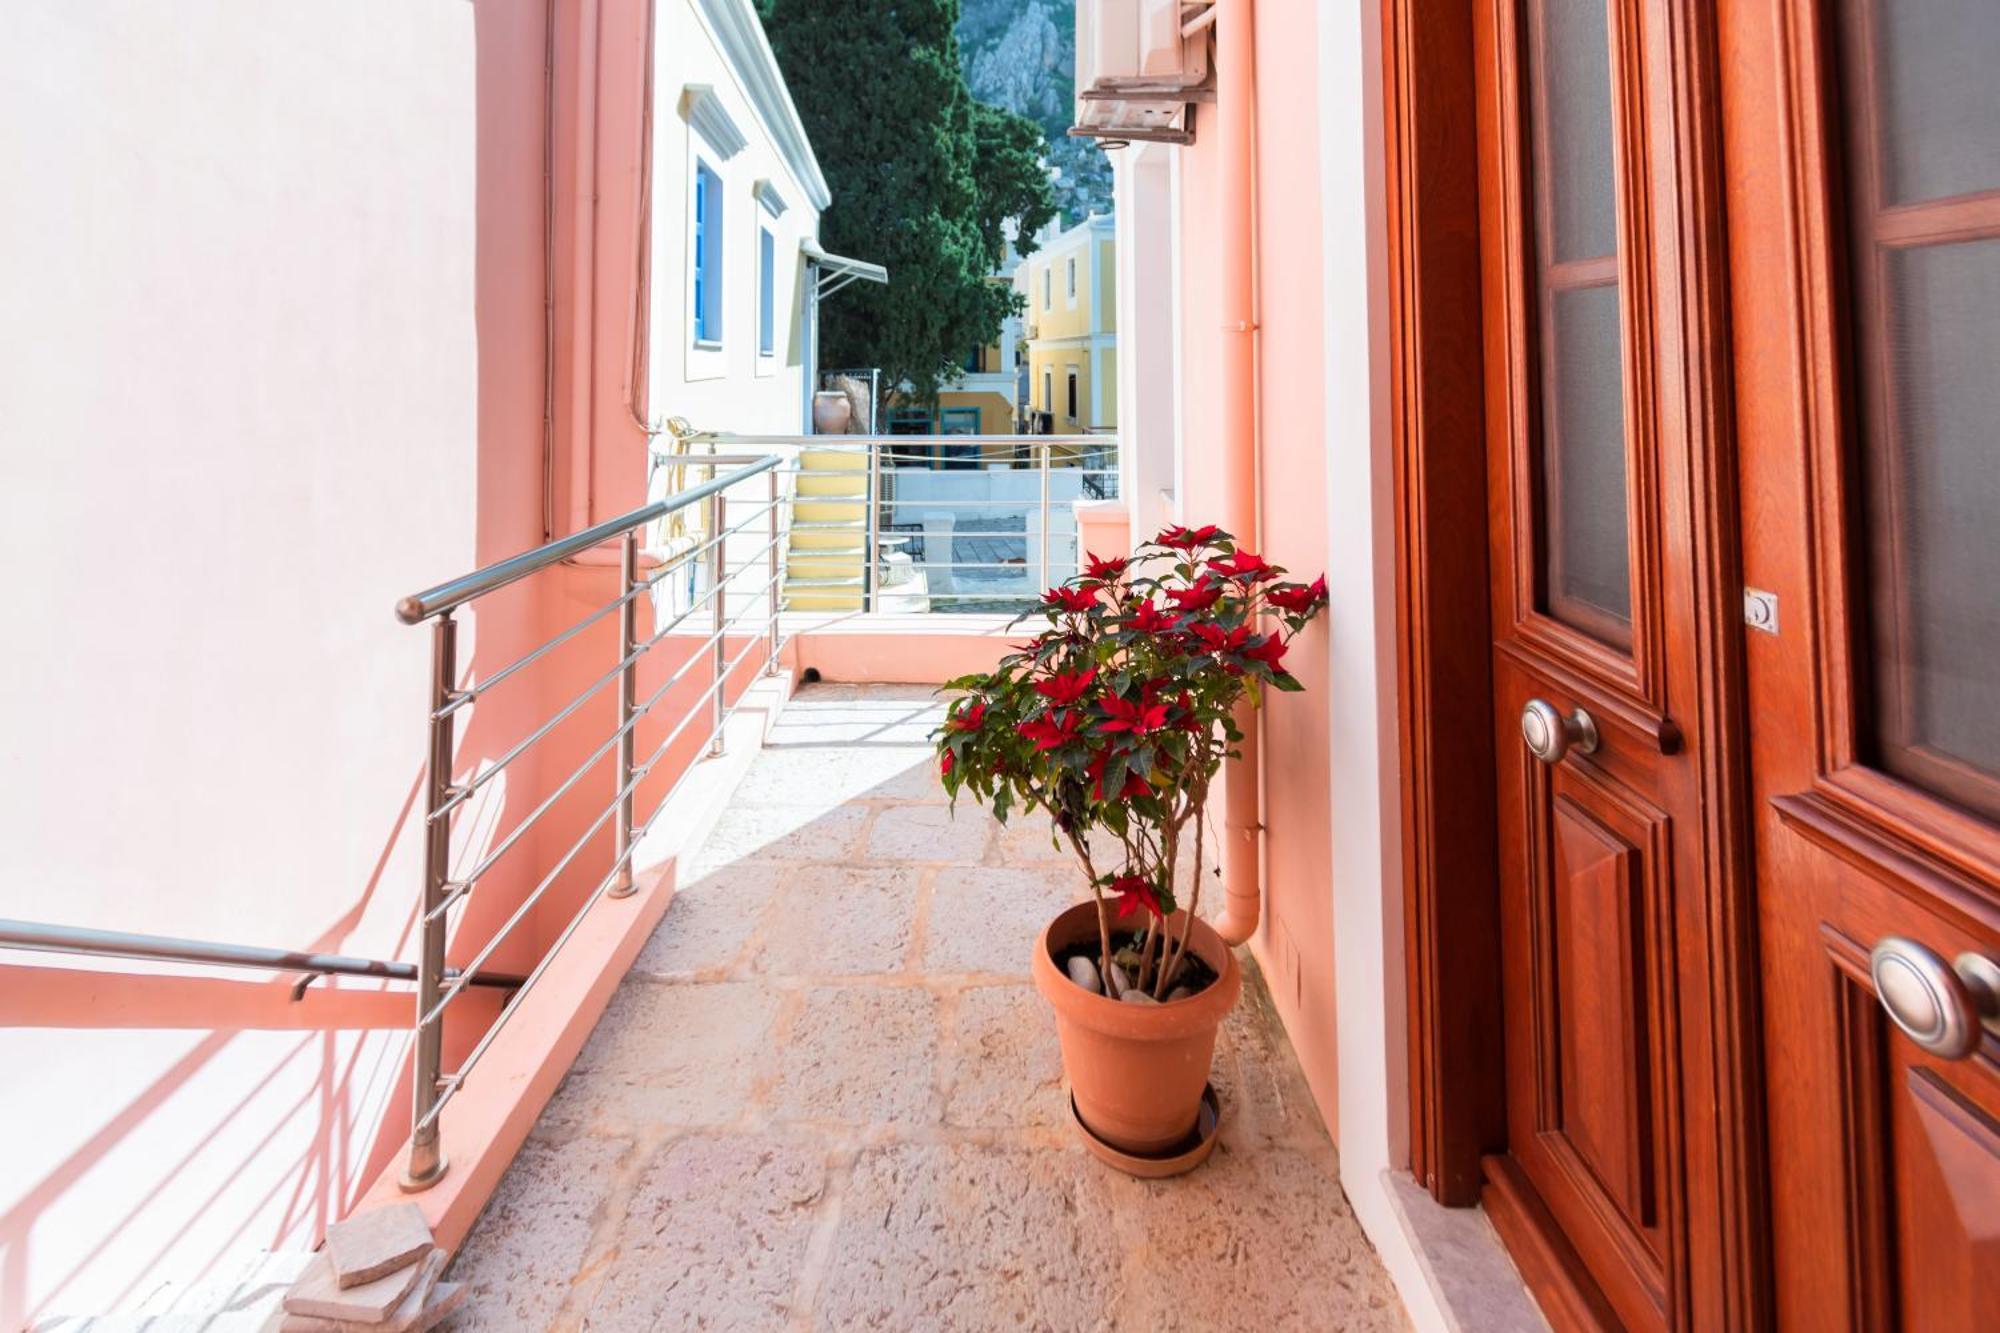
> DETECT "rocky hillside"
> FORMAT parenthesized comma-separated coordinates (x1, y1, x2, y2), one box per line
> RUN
(958, 0, 1113, 225)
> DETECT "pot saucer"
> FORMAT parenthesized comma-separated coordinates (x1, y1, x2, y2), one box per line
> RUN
(1068, 1083, 1222, 1178)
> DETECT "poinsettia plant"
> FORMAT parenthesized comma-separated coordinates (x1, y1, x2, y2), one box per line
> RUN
(935, 524, 1329, 1001)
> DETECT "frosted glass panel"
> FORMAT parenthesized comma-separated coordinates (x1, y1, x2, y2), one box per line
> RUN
(1868, 0, 2000, 205)
(1544, 285, 1632, 635)
(1861, 240, 2000, 815)
(1537, 0, 1618, 262)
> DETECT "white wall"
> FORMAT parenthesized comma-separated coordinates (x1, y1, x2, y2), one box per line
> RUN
(0, 3, 522, 1320)
(1113, 143, 1179, 539)
(1315, 4, 1451, 1330)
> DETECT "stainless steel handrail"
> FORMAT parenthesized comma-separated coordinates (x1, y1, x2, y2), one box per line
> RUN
(395, 455, 779, 624)
(393, 452, 788, 1190)
(0, 919, 524, 992)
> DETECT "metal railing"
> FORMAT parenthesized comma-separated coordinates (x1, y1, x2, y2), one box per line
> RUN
(0, 918, 526, 1002)
(393, 453, 785, 1189)
(683, 432, 1120, 615)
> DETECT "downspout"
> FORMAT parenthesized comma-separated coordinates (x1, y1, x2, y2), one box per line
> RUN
(1211, 0, 1263, 948)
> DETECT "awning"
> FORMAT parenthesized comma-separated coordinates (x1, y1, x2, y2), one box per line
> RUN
(803, 240, 888, 298)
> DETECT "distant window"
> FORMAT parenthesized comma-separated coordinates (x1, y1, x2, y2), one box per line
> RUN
(1066, 257, 1077, 299)
(693, 162, 723, 344)
(1066, 368, 1079, 420)
(1042, 268, 1051, 310)
(758, 227, 775, 357)
(1042, 368, 1053, 411)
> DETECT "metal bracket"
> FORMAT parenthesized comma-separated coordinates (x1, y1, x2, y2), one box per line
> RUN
(1744, 587, 1779, 635)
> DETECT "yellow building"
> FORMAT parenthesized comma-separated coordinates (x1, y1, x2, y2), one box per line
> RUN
(1015, 212, 1118, 436)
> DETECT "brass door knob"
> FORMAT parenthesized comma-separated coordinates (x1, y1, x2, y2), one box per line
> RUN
(1869, 936, 2000, 1060)
(1521, 698, 1598, 764)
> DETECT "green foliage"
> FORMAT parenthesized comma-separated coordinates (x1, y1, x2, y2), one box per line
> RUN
(763, 0, 1057, 405)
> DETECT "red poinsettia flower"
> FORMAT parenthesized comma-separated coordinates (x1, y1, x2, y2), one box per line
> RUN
(1175, 689, 1205, 732)
(1190, 622, 1254, 656)
(1017, 709, 1083, 752)
(1124, 598, 1176, 634)
(1165, 578, 1224, 613)
(1108, 874, 1164, 921)
(1209, 549, 1276, 583)
(1243, 635, 1288, 670)
(1044, 585, 1099, 613)
(1098, 691, 1171, 738)
(1033, 666, 1098, 706)
(1156, 523, 1223, 550)
(948, 700, 987, 733)
(1268, 575, 1328, 613)
(1083, 551, 1129, 581)
(939, 750, 955, 778)
(1086, 749, 1152, 801)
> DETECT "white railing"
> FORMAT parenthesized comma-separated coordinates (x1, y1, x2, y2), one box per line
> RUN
(678, 432, 1121, 614)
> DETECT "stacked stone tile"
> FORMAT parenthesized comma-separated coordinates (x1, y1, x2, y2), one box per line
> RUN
(279, 1204, 462, 1333)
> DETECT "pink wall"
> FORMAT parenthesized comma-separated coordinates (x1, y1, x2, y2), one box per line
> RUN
(1176, 0, 1343, 1130)
(0, 1, 587, 1320)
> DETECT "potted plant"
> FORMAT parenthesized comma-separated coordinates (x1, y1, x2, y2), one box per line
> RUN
(935, 524, 1328, 1168)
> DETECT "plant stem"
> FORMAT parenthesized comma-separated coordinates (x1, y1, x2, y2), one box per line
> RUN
(1157, 770, 1207, 999)
(1065, 824, 1116, 984)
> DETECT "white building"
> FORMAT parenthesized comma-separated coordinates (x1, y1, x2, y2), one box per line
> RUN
(648, 0, 882, 437)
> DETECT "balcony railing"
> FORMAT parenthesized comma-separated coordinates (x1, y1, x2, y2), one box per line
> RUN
(679, 432, 1121, 615)
(393, 454, 786, 1188)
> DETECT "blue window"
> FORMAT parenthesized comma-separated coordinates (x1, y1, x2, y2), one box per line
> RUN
(693, 162, 723, 344)
(758, 227, 775, 357)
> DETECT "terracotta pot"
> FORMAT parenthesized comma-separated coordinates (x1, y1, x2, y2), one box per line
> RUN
(811, 390, 853, 434)
(1031, 901, 1242, 1156)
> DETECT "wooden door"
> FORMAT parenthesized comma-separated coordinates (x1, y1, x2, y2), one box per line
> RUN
(1472, 1, 1722, 1327)
(1722, 0, 2000, 1327)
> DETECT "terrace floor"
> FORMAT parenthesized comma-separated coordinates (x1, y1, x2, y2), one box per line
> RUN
(447, 684, 1406, 1331)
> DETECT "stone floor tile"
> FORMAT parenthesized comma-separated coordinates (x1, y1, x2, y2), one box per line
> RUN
(924, 866, 1079, 976)
(567, 981, 780, 1125)
(751, 864, 921, 977)
(1107, 1142, 1408, 1332)
(728, 744, 942, 807)
(447, 1135, 628, 1330)
(1217, 974, 1327, 1145)
(453, 685, 1404, 1332)
(942, 984, 1065, 1129)
(577, 1134, 827, 1332)
(685, 802, 868, 870)
(813, 1142, 1125, 1333)
(633, 862, 787, 978)
(863, 802, 992, 864)
(769, 986, 940, 1126)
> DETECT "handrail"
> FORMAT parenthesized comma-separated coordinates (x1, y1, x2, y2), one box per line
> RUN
(392, 451, 788, 1189)
(0, 918, 524, 991)
(395, 454, 779, 624)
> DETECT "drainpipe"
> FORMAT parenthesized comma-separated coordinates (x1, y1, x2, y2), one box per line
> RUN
(1211, 0, 1262, 948)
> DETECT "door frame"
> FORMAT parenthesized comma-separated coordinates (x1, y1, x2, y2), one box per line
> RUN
(1381, 0, 1771, 1325)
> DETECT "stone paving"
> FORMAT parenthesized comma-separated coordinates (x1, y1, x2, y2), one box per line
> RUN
(446, 685, 1405, 1331)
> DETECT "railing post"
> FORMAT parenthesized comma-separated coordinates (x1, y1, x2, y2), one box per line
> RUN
(708, 489, 727, 755)
(402, 613, 456, 1191)
(865, 443, 882, 613)
(609, 530, 640, 899)
(1038, 440, 1052, 588)
(766, 466, 781, 676)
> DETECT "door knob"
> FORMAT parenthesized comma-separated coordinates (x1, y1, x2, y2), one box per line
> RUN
(1869, 936, 2000, 1060)
(1521, 698, 1598, 764)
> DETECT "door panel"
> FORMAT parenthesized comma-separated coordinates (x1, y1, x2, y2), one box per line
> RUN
(1721, 0, 2000, 1326)
(1478, 0, 1692, 1323)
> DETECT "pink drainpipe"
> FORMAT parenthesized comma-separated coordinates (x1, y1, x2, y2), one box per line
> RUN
(1210, 0, 1263, 948)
